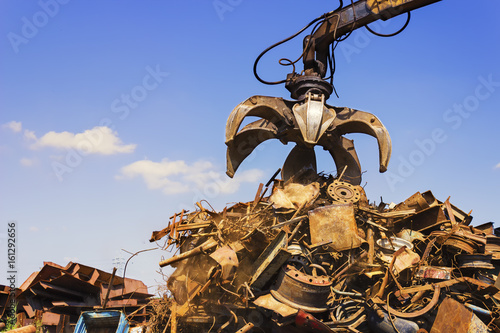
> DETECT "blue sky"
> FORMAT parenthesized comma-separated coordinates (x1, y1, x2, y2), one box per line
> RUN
(1, 1, 499, 293)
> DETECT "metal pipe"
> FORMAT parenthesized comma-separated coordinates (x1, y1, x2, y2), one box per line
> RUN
(171, 302, 178, 333)
(410, 290, 425, 303)
(289, 221, 304, 242)
(464, 303, 492, 316)
(159, 238, 218, 267)
(367, 227, 374, 265)
(235, 322, 254, 333)
(331, 288, 363, 297)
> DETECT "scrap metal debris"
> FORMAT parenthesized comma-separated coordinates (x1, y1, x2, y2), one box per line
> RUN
(2, 262, 153, 332)
(152, 179, 500, 332)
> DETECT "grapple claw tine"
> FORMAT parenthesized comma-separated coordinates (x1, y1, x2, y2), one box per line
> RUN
(226, 119, 279, 178)
(332, 107, 392, 173)
(282, 145, 317, 182)
(225, 96, 294, 144)
(323, 136, 362, 185)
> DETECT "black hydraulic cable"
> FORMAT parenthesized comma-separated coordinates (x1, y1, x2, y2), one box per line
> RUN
(365, 11, 411, 37)
(253, 2, 344, 85)
(253, 15, 326, 85)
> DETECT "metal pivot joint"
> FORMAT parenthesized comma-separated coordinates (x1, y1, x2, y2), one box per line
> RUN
(285, 73, 333, 101)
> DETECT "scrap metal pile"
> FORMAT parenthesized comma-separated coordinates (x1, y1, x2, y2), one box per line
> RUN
(147, 1, 499, 332)
(152, 174, 500, 333)
(10, 261, 152, 331)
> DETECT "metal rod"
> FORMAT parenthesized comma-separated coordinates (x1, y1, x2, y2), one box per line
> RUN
(367, 227, 374, 265)
(159, 238, 218, 267)
(464, 303, 492, 316)
(102, 267, 117, 309)
(331, 288, 363, 297)
(236, 322, 255, 333)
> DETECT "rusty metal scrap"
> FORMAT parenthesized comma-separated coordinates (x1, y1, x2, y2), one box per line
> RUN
(270, 264, 332, 313)
(414, 266, 453, 280)
(430, 297, 491, 333)
(151, 182, 500, 332)
(3, 262, 152, 332)
(309, 203, 365, 251)
(3, 325, 36, 333)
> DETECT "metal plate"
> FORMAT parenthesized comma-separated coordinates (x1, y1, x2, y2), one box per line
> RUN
(250, 231, 291, 290)
(309, 203, 364, 251)
(430, 297, 489, 333)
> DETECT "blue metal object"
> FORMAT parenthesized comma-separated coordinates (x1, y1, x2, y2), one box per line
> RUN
(74, 310, 130, 333)
(464, 303, 493, 317)
(368, 310, 419, 333)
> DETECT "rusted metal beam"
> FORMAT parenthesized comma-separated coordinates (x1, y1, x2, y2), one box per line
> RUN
(101, 267, 117, 309)
(401, 277, 491, 294)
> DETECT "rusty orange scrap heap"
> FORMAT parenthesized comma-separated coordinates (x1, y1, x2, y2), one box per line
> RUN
(151, 176, 500, 333)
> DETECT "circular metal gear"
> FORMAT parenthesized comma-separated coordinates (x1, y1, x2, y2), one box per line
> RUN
(327, 181, 361, 204)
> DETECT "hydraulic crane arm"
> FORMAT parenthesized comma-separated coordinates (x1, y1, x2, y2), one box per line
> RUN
(226, 0, 444, 183)
(304, 0, 442, 77)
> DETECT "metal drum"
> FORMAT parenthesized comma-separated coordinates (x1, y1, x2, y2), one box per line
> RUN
(270, 264, 332, 313)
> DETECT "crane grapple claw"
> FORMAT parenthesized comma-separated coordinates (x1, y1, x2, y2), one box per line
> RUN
(225, 95, 392, 184)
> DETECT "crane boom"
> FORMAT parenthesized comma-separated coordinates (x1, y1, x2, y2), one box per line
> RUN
(304, 0, 442, 77)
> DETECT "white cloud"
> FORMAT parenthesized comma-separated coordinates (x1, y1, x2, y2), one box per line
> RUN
(3, 121, 22, 133)
(27, 126, 136, 155)
(496, 163, 500, 169)
(117, 158, 263, 195)
(117, 158, 190, 194)
(24, 129, 36, 141)
(20, 157, 38, 167)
